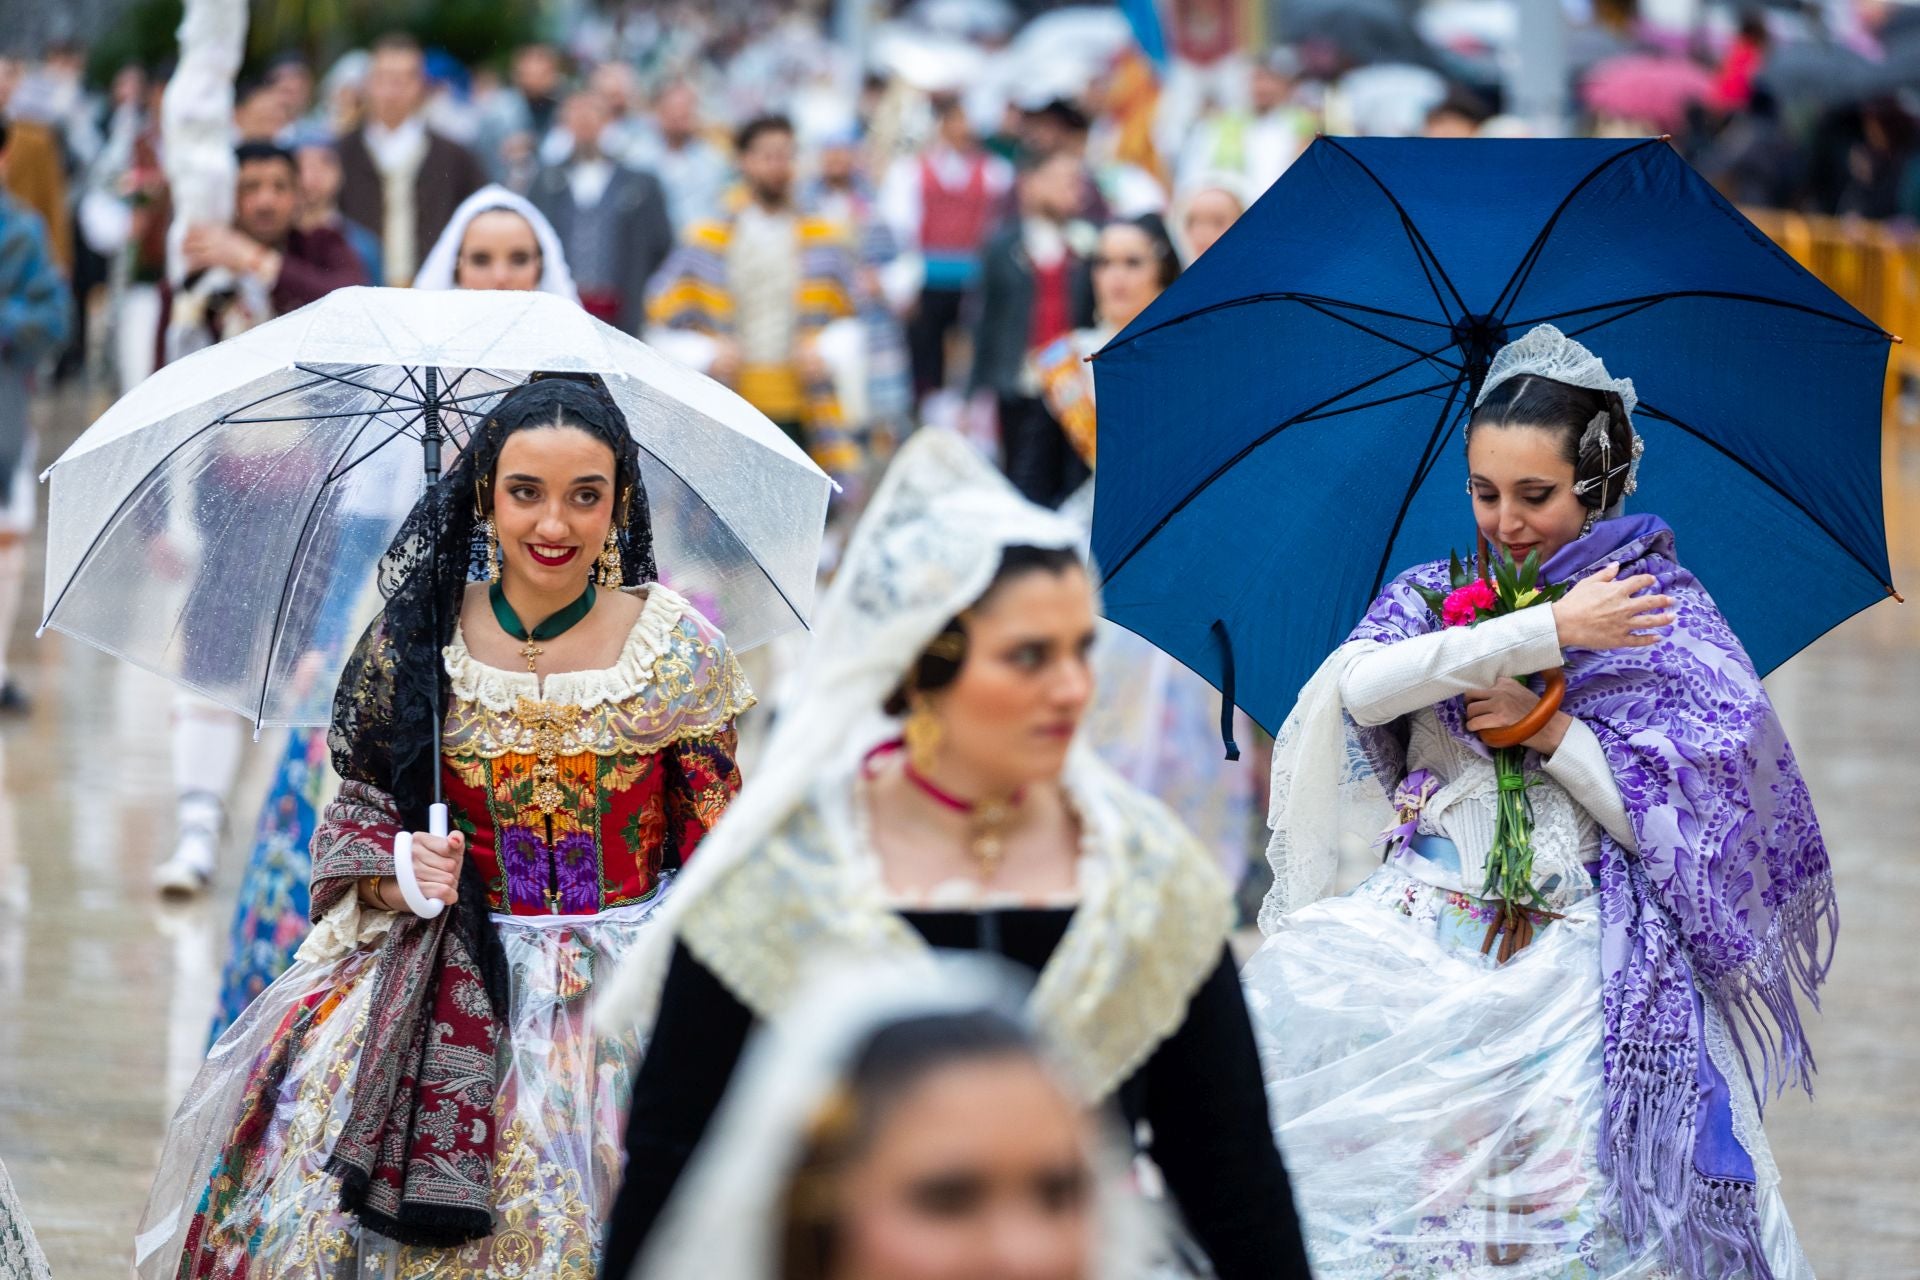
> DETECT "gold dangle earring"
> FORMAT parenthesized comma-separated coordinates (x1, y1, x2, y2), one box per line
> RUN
(485, 520, 502, 582)
(596, 526, 623, 588)
(476, 479, 500, 582)
(904, 697, 943, 775)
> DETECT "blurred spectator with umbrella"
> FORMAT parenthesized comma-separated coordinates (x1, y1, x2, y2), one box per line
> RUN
(335, 33, 486, 286)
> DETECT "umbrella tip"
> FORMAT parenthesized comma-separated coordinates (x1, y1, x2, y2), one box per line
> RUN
(1889, 331, 1905, 345)
(1892, 585, 1907, 604)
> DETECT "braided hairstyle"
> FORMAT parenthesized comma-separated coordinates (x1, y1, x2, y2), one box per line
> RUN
(1466, 374, 1637, 514)
(347, 372, 655, 1010)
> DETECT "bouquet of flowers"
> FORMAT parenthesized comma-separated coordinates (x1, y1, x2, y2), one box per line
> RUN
(1415, 546, 1570, 960)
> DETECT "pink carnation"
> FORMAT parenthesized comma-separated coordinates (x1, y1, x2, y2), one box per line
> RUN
(1441, 579, 1497, 627)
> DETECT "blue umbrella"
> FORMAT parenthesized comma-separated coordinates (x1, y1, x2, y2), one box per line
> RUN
(1091, 136, 1897, 744)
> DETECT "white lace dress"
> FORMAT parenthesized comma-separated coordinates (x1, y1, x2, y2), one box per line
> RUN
(1241, 609, 1813, 1279)
(0, 1156, 52, 1280)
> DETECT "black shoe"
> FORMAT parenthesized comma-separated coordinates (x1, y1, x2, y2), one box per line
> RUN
(0, 683, 29, 714)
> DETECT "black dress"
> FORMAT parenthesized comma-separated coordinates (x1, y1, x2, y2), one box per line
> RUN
(599, 906, 1311, 1280)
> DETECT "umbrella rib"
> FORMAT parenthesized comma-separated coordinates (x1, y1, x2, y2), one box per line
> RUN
(1097, 292, 1450, 359)
(1505, 290, 1888, 339)
(1294, 298, 1466, 370)
(41, 366, 360, 629)
(1489, 139, 1665, 322)
(325, 410, 428, 484)
(1634, 399, 1894, 591)
(1100, 362, 1462, 586)
(220, 407, 432, 424)
(292, 364, 430, 406)
(1324, 137, 1470, 324)
(1370, 378, 1467, 598)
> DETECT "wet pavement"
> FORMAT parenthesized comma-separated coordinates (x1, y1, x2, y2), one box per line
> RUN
(0, 387, 1916, 1278)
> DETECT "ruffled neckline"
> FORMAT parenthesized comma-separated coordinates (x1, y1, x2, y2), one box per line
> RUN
(443, 584, 691, 710)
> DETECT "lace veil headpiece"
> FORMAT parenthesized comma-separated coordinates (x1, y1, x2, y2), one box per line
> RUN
(1474, 323, 1645, 514)
(597, 429, 1086, 1025)
(412, 183, 581, 300)
(630, 957, 1158, 1280)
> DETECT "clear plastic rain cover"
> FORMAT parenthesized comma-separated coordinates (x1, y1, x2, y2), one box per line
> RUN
(42, 288, 831, 728)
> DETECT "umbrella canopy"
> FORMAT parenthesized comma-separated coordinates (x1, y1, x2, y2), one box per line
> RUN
(1581, 53, 1717, 130)
(1756, 38, 1888, 107)
(1090, 137, 1894, 735)
(43, 286, 832, 728)
(1283, 0, 1431, 68)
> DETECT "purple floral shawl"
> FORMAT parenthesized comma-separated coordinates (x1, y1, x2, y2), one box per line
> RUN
(1348, 513, 1836, 1280)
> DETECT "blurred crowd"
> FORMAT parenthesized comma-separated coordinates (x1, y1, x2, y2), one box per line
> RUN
(5, 1, 1920, 494)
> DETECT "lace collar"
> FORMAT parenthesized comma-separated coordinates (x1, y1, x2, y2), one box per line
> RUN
(443, 583, 690, 710)
(670, 749, 1233, 1103)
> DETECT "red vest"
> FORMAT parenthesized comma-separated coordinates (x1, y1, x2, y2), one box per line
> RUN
(1029, 256, 1072, 350)
(919, 152, 995, 254)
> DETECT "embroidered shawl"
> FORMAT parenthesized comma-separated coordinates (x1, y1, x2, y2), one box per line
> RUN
(673, 749, 1235, 1104)
(1349, 514, 1835, 1280)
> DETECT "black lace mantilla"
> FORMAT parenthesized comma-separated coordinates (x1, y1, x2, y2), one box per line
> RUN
(329, 373, 662, 1013)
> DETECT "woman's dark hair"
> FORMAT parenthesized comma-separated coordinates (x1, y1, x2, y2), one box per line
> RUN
(881, 544, 1084, 716)
(340, 372, 655, 1013)
(1110, 212, 1182, 290)
(781, 1009, 1040, 1280)
(1466, 374, 1636, 513)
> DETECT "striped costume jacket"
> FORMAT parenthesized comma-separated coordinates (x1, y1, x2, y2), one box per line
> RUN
(647, 200, 861, 481)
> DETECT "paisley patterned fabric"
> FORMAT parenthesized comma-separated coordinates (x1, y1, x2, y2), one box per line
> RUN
(135, 588, 748, 1279)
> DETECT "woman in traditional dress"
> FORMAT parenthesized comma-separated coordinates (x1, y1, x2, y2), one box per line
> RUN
(138, 372, 752, 1277)
(1167, 174, 1247, 266)
(1035, 215, 1262, 889)
(207, 186, 582, 1041)
(634, 959, 1157, 1280)
(594, 428, 1309, 1280)
(1244, 324, 1830, 1279)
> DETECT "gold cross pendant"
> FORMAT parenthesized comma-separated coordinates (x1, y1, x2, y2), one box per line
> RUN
(520, 639, 543, 671)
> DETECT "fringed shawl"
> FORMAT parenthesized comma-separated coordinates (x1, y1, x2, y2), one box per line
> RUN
(1350, 514, 1835, 1279)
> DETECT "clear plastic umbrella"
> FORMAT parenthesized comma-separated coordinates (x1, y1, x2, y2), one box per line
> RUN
(41, 286, 832, 732)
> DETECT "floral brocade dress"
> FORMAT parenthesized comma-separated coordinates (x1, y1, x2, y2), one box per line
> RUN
(136, 586, 752, 1279)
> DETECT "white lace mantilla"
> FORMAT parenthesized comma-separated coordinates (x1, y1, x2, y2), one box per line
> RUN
(442, 583, 690, 709)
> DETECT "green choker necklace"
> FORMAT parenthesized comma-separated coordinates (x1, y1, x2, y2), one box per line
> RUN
(489, 580, 596, 671)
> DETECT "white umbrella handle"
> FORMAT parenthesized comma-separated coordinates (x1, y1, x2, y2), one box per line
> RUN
(392, 803, 450, 919)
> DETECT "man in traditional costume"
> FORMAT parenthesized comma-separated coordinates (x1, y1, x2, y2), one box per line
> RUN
(646, 114, 861, 486)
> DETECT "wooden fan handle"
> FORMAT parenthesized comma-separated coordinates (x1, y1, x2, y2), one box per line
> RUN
(1477, 668, 1566, 750)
